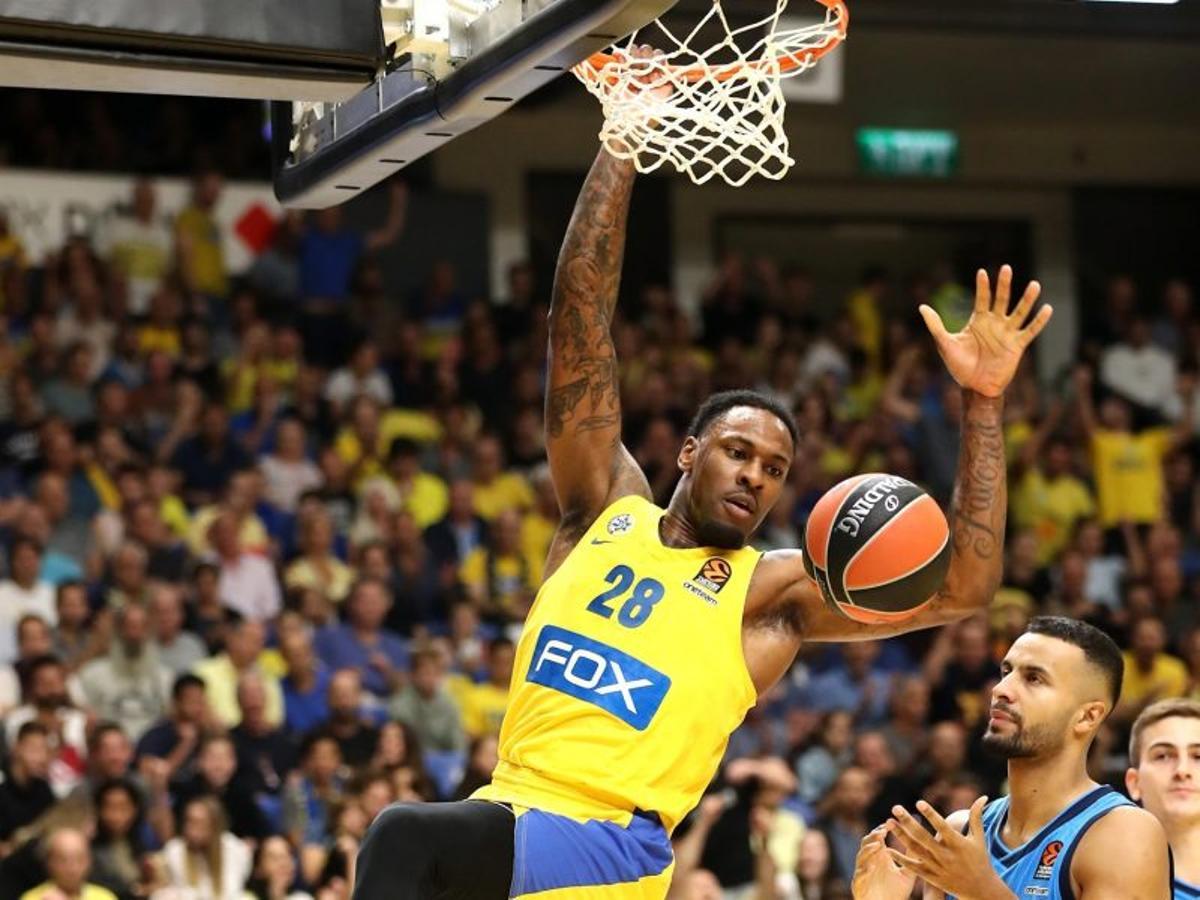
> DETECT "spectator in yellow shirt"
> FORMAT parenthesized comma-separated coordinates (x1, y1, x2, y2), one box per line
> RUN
(460, 639, 514, 739)
(285, 508, 355, 605)
(469, 434, 532, 521)
(136, 285, 183, 359)
(839, 348, 884, 422)
(20, 827, 117, 900)
(335, 396, 389, 486)
(1076, 365, 1194, 528)
(0, 211, 27, 314)
(335, 398, 444, 490)
(1117, 616, 1189, 726)
(193, 615, 284, 728)
(175, 169, 228, 300)
(385, 438, 448, 530)
(188, 469, 271, 557)
(845, 267, 886, 369)
(147, 463, 191, 540)
(221, 321, 271, 414)
(1011, 407, 1096, 565)
(263, 325, 303, 401)
(98, 178, 171, 316)
(459, 510, 535, 623)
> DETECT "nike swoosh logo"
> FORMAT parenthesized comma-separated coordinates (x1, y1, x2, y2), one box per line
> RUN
(591, 538, 614, 545)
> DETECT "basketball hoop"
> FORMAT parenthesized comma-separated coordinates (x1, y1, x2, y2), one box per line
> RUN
(574, 0, 849, 187)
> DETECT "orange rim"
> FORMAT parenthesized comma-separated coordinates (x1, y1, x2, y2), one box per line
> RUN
(581, 0, 848, 85)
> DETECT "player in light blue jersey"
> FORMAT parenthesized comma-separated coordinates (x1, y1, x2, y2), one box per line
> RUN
(853, 616, 1171, 899)
(1127, 699, 1200, 900)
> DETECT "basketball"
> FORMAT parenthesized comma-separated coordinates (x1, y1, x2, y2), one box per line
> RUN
(802, 474, 951, 625)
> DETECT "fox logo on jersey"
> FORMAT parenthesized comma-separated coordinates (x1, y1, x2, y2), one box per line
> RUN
(1033, 841, 1063, 880)
(527, 626, 671, 730)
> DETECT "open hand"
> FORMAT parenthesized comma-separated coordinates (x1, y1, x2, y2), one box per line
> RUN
(919, 266, 1052, 398)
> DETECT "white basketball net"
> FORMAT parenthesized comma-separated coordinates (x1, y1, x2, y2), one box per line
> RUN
(573, 0, 848, 187)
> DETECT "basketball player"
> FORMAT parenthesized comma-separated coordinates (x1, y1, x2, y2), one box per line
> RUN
(1127, 699, 1200, 899)
(353, 143, 1052, 900)
(852, 616, 1171, 899)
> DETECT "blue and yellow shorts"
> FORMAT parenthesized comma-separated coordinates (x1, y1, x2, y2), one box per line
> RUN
(508, 805, 675, 900)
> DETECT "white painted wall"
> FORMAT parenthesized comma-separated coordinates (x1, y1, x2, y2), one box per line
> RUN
(0, 170, 281, 273)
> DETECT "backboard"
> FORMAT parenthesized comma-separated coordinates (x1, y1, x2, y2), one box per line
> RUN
(0, 0, 674, 208)
(271, 0, 677, 209)
(0, 0, 382, 102)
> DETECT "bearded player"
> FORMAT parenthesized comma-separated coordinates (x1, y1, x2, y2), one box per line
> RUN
(353, 144, 1052, 900)
(1128, 699, 1200, 899)
(853, 617, 1171, 899)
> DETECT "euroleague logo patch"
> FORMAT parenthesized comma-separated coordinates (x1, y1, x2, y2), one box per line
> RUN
(695, 558, 732, 593)
(1033, 840, 1063, 880)
(607, 514, 634, 536)
(681, 558, 732, 606)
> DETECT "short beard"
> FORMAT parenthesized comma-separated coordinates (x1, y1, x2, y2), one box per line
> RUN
(696, 517, 746, 550)
(981, 722, 1059, 760)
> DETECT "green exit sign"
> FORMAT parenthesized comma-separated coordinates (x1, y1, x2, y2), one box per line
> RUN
(856, 128, 959, 178)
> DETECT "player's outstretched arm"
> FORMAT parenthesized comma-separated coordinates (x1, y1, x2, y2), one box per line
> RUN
(1072, 806, 1172, 899)
(906, 267, 1052, 627)
(544, 149, 651, 545)
(783, 266, 1053, 643)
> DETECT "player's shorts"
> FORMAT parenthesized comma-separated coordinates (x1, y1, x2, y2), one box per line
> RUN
(353, 800, 674, 900)
(509, 805, 675, 900)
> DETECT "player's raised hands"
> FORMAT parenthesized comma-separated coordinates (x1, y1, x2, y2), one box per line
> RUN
(885, 797, 1010, 900)
(919, 265, 1053, 398)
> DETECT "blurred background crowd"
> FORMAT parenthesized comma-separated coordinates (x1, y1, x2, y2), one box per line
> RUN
(0, 104, 1197, 900)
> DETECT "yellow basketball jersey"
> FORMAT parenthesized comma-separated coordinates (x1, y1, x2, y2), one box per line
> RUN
(473, 495, 760, 833)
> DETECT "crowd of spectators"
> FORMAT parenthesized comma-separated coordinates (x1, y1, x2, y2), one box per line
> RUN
(0, 93, 270, 178)
(0, 157, 1196, 900)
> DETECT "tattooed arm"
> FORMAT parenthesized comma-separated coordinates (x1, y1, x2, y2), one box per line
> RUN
(925, 392, 1007, 616)
(749, 389, 1008, 652)
(543, 149, 651, 561)
(801, 390, 1007, 640)
(746, 268, 1053, 656)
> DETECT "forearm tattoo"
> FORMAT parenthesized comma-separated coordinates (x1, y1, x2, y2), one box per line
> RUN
(944, 392, 1007, 604)
(546, 153, 635, 439)
(953, 403, 1006, 559)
